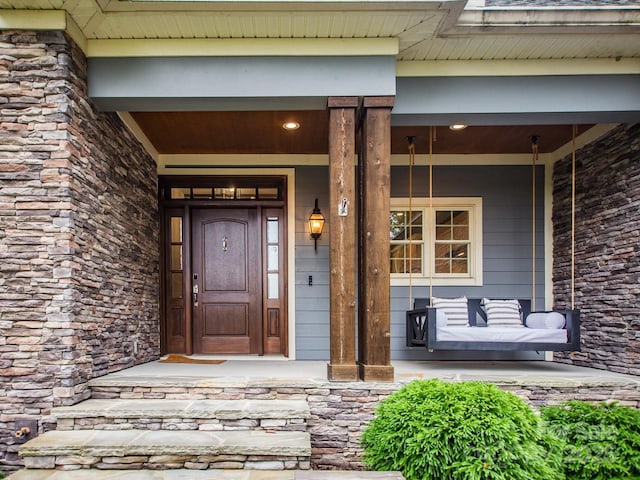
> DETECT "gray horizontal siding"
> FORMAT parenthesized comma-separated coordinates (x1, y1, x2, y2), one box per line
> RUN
(295, 165, 546, 361)
(295, 167, 331, 360)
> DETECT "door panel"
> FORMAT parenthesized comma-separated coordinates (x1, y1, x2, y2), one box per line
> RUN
(203, 220, 247, 292)
(192, 208, 261, 354)
(203, 304, 248, 336)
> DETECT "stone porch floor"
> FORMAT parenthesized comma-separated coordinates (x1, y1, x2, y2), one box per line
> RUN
(95, 358, 640, 388)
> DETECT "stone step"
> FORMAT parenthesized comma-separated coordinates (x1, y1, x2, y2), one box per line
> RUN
(52, 399, 310, 431)
(8, 469, 405, 479)
(19, 430, 311, 470)
(87, 375, 324, 400)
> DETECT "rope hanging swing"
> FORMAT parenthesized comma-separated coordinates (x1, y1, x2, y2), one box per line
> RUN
(428, 126, 434, 307)
(407, 136, 416, 309)
(530, 127, 577, 313)
(406, 127, 435, 310)
(571, 124, 577, 310)
(530, 135, 539, 312)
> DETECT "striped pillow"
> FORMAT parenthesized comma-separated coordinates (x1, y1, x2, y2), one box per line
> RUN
(482, 298, 523, 328)
(432, 296, 469, 327)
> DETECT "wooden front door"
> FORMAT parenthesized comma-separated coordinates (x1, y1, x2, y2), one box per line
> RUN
(192, 208, 261, 354)
(160, 175, 288, 356)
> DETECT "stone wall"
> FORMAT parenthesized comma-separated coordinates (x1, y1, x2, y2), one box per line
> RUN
(88, 377, 640, 471)
(0, 30, 159, 471)
(553, 123, 640, 375)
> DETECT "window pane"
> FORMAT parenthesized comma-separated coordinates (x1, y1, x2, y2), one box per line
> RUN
(435, 259, 450, 273)
(214, 188, 235, 199)
(408, 244, 422, 274)
(171, 273, 183, 299)
(267, 218, 279, 243)
(452, 259, 469, 274)
(389, 243, 423, 275)
(267, 273, 279, 299)
(409, 211, 423, 240)
(192, 188, 212, 199)
(390, 211, 407, 241)
(453, 211, 468, 225)
(171, 245, 183, 270)
(390, 244, 406, 273)
(409, 259, 422, 274)
(259, 187, 279, 199)
(435, 243, 451, 258)
(451, 244, 468, 259)
(453, 226, 469, 240)
(436, 211, 451, 225)
(171, 188, 191, 200)
(267, 245, 278, 271)
(436, 226, 451, 241)
(237, 188, 257, 199)
(170, 217, 183, 243)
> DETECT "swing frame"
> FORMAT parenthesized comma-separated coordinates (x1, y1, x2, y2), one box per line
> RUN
(406, 298, 581, 351)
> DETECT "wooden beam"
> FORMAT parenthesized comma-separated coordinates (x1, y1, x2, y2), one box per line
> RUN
(358, 96, 395, 382)
(327, 96, 359, 382)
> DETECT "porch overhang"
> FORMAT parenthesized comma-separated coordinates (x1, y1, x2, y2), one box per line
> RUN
(88, 55, 397, 112)
(392, 75, 640, 126)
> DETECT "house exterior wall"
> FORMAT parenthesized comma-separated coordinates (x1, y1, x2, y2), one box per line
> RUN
(0, 30, 159, 469)
(295, 164, 545, 361)
(295, 167, 331, 360)
(553, 123, 640, 376)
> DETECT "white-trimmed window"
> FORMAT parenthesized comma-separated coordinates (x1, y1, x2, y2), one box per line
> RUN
(390, 197, 483, 286)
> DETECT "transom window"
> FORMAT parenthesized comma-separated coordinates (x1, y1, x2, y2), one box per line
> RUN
(390, 198, 483, 286)
(159, 176, 285, 202)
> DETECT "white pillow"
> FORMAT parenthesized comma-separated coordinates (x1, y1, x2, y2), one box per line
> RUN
(432, 296, 469, 327)
(436, 309, 448, 328)
(526, 312, 566, 329)
(482, 298, 523, 328)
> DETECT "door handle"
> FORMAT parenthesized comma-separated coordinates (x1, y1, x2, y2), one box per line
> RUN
(192, 284, 199, 306)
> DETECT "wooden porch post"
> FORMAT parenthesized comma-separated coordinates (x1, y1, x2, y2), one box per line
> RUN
(358, 96, 395, 382)
(327, 97, 359, 381)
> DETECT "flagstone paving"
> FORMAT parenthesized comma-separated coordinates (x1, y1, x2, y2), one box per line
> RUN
(8, 469, 405, 479)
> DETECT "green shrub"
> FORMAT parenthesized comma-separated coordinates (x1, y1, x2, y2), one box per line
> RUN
(541, 400, 640, 480)
(361, 379, 564, 480)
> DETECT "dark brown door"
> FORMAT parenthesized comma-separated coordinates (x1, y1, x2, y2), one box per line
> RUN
(192, 208, 261, 354)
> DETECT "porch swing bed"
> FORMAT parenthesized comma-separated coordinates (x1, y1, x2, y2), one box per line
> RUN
(406, 298, 581, 352)
(401, 129, 582, 353)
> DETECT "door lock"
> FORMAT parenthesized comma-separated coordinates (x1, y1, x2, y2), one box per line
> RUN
(192, 284, 199, 306)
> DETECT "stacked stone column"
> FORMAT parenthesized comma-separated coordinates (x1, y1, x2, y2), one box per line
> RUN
(0, 30, 159, 471)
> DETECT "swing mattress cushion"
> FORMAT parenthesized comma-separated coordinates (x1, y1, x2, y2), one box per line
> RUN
(436, 325, 568, 344)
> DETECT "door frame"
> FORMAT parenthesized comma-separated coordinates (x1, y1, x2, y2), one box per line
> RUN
(159, 169, 296, 358)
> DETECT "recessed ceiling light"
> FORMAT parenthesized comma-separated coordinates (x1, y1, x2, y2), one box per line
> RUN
(449, 123, 468, 131)
(282, 121, 300, 131)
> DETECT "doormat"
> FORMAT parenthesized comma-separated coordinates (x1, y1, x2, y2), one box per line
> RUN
(159, 354, 226, 365)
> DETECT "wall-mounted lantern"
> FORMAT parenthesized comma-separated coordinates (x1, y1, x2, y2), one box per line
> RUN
(308, 198, 325, 252)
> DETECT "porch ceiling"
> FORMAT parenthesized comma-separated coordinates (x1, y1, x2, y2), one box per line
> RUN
(129, 111, 592, 155)
(4, 0, 639, 61)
